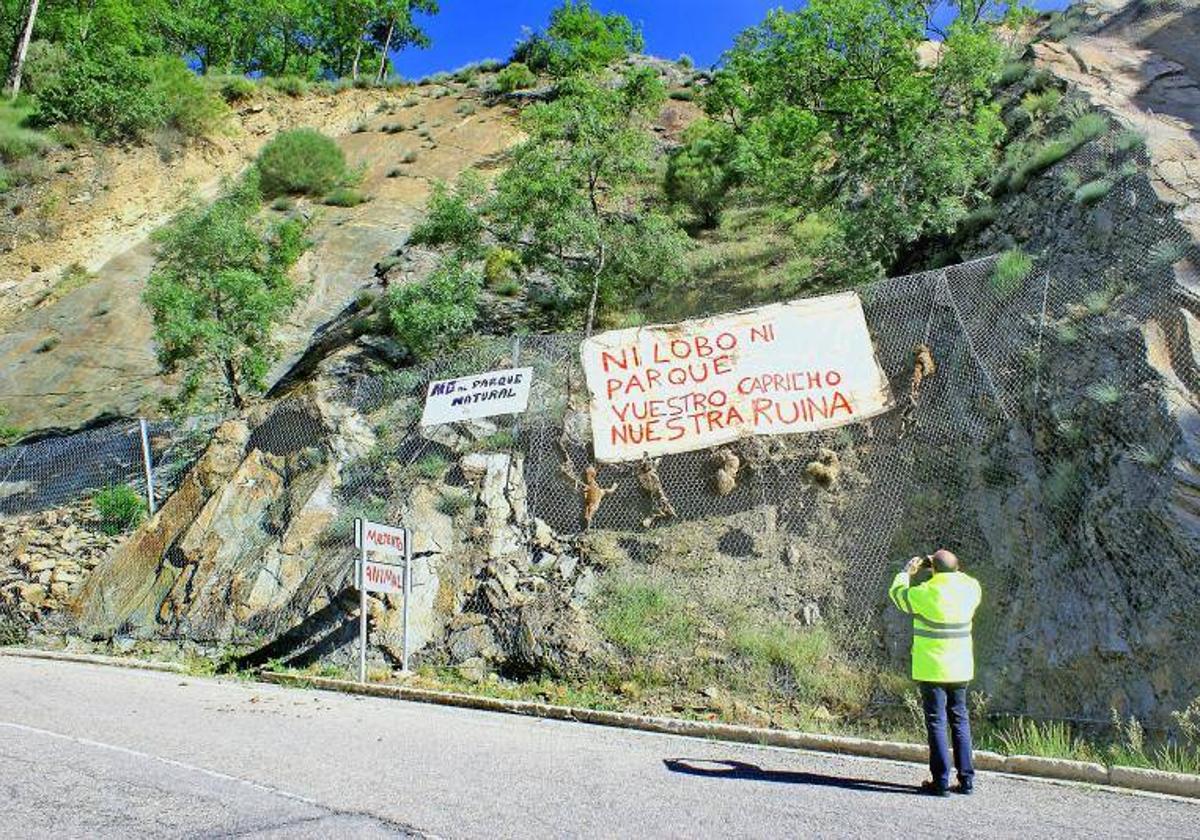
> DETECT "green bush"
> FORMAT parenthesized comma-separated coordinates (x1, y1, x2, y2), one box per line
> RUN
(414, 453, 450, 480)
(212, 74, 257, 103)
(1068, 112, 1107, 146)
(256, 128, 347, 198)
(150, 57, 229, 136)
(93, 485, 147, 535)
(1009, 139, 1071, 190)
(409, 173, 485, 255)
(1115, 128, 1146, 152)
(668, 88, 694, 101)
(665, 119, 738, 228)
(495, 61, 537, 93)
(677, 53, 694, 69)
(484, 247, 522, 286)
(272, 196, 296, 211)
(992, 248, 1033, 297)
(436, 491, 473, 516)
(382, 259, 481, 357)
(0, 407, 21, 445)
(1074, 178, 1112, 205)
(265, 75, 307, 97)
(33, 48, 163, 142)
(998, 60, 1029, 85)
(323, 187, 368, 207)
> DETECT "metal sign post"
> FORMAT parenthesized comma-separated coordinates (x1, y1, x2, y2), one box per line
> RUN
(356, 518, 367, 684)
(354, 517, 412, 682)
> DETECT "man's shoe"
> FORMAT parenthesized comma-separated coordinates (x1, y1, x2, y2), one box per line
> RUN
(919, 781, 949, 797)
(953, 784, 974, 796)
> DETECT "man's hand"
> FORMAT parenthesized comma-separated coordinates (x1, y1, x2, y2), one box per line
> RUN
(905, 556, 925, 576)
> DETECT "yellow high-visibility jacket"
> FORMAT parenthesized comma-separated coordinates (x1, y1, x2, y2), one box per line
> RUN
(889, 569, 982, 683)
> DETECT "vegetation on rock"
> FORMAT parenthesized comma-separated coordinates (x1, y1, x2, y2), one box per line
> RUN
(93, 485, 147, 535)
(143, 173, 309, 410)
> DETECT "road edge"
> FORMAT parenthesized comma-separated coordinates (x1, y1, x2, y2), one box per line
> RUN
(0, 645, 187, 674)
(4, 646, 1197, 801)
(259, 670, 1200, 801)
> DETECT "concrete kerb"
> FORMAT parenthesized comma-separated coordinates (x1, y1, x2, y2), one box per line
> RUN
(260, 670, 1200, 800)
(0, 645, 187, 674)
(3, 647, 1197, 801)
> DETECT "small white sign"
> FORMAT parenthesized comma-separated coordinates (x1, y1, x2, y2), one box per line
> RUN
(354, 518, 408, 557)
(359, 558, 405, 594)
(420, 367, 533, 427)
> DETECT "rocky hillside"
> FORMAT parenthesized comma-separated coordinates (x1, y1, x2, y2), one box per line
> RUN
(0, 78, 523, 434)
(3, 1, 1200, 736)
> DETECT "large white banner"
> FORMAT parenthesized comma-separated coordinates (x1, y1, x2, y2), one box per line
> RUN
(581, 293, 894, 463)
(420, 367, 533, 426)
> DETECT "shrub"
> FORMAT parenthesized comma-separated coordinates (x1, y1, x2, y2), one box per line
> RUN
(495, 61, 537, 93)
(21, 40, 69, 95)
(1085, 380, 1122, 404)
(272, 196, 296, 211)
(436, 490, 473, 516)
(401, 151, 418, 163)
(265, 75, 307, 97)
(323, 187, 368, 207)
(93, 484, 147, 535)
(409, 172, 485, 255)
(992, 249, 1033, 297)
(668, 88, 694, 101)
(999, 60, 1029, 85)
(1149, 239, 1185, 266)
(1068, 112, 1107, 146)
(150, 57, 229, 137)
(484, 247, 522, 286)
(455, 102, 477, 115)
(212, 74, 257, 103)
(33, 47, 163, 142)
(382, 259, 481, 357)
(1116, 128, 1146, 152)
(256, 129, 347, 198)
(665, 119, 738, 228)
(1009, 139, 1071, 190)
(677, 53, 694, 69)
(414, 453, 450, 480)
(1074, 178, 1112, 205)
(0, 407, 21, 445)
(384, 123, 404, 134)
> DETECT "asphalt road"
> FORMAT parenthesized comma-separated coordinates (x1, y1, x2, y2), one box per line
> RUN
(0, 657, 1196, 839)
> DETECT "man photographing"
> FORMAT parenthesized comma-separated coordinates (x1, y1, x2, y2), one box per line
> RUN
(889, 549, 982, 796)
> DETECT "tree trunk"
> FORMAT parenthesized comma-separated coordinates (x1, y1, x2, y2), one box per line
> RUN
(223, 359, 244, 410)
(585, 241, 606, 339)
(376, 17, 394, 83)
(7, 0, 40, 100)
(351, 38, 364, 81)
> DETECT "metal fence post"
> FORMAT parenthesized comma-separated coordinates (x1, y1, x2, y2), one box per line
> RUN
(138, 418, 156, 516)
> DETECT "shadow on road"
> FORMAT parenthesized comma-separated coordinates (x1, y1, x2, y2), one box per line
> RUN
(663, 758, 918, 796)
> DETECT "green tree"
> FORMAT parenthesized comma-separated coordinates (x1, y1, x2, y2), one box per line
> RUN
(703, 0, 1006, 280)
(665, 119, 738, 228)
(408, 171, 485, 257)
(513, 0, 643, 78)
(488, 67, 687, 332)
(382, 258, 480, 357)
(143, 174, 308, 410)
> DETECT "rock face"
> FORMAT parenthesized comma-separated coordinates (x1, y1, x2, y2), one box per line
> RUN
(0, 80, 522, 434)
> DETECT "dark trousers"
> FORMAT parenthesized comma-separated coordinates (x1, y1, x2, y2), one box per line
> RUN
(919, 682, 975, 790)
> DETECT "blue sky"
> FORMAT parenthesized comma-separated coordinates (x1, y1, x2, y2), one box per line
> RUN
(389, 0, 1072, 79)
